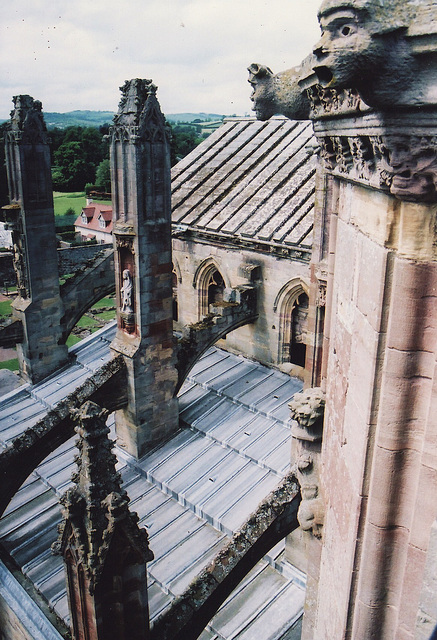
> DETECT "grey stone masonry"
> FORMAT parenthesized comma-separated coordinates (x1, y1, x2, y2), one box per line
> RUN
(3, 95, 68, 383)
(110, 79, 178, 458)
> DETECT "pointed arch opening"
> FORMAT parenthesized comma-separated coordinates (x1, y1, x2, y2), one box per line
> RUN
(193, 259, 228, 320)
(275, 279, 310, 368)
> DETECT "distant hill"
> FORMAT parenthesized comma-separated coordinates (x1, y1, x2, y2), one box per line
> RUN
(166, 113, 226, 123)
(43, 110, 115, 128)
(0, 111, 229, 129)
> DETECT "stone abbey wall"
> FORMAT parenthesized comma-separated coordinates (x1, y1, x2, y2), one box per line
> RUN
(173, 235, 310, 374)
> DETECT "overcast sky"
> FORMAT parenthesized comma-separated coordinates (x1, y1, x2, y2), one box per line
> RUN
(1, 0, 322, 120)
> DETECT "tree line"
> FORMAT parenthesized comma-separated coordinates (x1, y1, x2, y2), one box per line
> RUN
(0, 120, 208, 203)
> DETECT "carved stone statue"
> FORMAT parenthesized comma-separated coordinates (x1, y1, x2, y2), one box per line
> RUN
(290, 387, 326, 538)
(248, 0, 437, 117)
(120, 268, 133, 314)
(311, 0, 420, 109)
(289, 386, 325, 440)
(248, 57, 313, 121)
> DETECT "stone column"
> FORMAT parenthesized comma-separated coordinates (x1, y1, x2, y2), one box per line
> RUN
(109, 79, 178, 458)
(3, 95, 68, 383)
(303, 115, 437, 640)
(248, 1, 437, 637)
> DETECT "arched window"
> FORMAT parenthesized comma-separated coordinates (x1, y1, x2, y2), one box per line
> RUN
(194, 260, 227, 319)
(275, 280, 309, 368)
(172, 267, 178, 321)
(289, 292, 309, 366)
(207, 269, 224, 308)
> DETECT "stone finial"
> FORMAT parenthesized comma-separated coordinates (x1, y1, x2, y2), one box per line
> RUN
(54, 400, 153, 591)
(9, 94, 47, 143)
(113, 78, 153, 126)
(112, 78, 167, 141)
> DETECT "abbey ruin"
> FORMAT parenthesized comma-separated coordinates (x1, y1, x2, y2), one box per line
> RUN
(0, 0, 436, 638)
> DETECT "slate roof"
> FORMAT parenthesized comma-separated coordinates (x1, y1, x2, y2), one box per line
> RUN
(0, 323, 305, 639)
(171, 117, 316, 252)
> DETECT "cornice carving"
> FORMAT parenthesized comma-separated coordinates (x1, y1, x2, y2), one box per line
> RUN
(318, 131, 437, 203)
(307, 86, 365, 119)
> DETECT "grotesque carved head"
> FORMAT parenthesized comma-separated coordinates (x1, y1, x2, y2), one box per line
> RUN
(248, 64, 280, 121)
(289, 387, 325, 430)
(312, 0, 415, 105)
(314, 2, 384, 90)
(386, 136, 437, 202)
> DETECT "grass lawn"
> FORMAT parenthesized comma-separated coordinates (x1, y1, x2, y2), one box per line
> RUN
(76, 315, 99, 329)
(66, 334, 82, 348)
(97, 309, 116, 322)
(0, 359, 19, 371)
(91, 296, 115, 309)
(53, 192, 86, 218)
(0, 299, 13, 317)
(53, 192, 111, 220)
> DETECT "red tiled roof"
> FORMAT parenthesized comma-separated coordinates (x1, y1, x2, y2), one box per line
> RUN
(74, 203, 113, 234)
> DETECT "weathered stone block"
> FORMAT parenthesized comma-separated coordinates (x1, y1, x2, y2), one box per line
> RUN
(357, 522, 409, 608)
(386, 259, 437, 353)
(367, 445, 420, 530)
(355, 233, 389, 333)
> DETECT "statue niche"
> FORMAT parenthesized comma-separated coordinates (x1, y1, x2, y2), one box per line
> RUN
(117, 244, 136, 334)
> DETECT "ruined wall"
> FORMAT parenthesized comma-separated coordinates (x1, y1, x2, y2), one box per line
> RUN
(0, 244, 113, 289)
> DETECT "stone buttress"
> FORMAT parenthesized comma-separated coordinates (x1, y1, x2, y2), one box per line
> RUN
(109, 79, 179, 458)
(2, 95, 68, 383)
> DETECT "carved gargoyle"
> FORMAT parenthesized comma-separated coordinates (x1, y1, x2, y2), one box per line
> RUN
(289, 386, 325, 442)
(248, 56, 313, 121)
(248, 0, 437, 117)
(290, 387, 326, 538)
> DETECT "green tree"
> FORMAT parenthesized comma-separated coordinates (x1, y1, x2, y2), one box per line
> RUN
(95, 158, 111, 191)
(53, 140, 95, 191)
(169, 125, 203, 166)
(50, 126, 109, 191)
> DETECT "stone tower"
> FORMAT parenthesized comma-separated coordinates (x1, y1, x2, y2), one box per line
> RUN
(109, 79, 179, 458)
(3, 95, 68, 383)
(55, 401, 153, 640)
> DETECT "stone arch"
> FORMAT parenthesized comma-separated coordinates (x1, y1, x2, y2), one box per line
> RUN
(172, 258, 182, 284)
(193, 259, 230, 320)
(274, 278, 310, 366)
(60, 248, 115, 343)
(172, 259, 182, 322)
(0, 357, 126, 518)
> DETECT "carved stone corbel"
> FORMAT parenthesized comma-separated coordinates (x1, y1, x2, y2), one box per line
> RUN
(289, 387, 325, 538)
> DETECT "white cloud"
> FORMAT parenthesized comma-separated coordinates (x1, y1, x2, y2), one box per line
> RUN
(1, 0, 322, 118)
